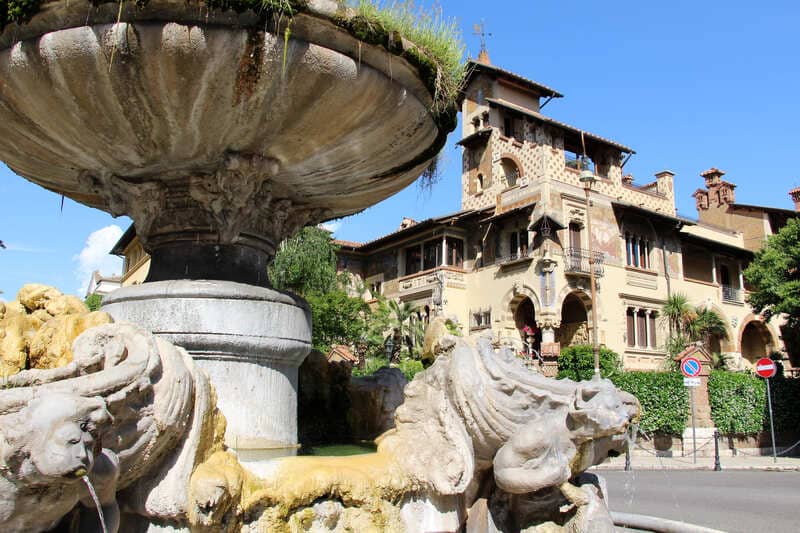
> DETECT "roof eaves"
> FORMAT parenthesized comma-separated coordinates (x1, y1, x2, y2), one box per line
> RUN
(486, 98, 635, 154)
(465, 60, 564, 98)
(110, 224, 137, 256)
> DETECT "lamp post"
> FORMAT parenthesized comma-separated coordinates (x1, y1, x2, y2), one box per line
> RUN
(579, 167, 601, 378)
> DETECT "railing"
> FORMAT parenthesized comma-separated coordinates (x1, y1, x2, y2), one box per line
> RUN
(496, 251, 532, 266)
(564, 247, 604, 277)
(721, 285, 744, 304)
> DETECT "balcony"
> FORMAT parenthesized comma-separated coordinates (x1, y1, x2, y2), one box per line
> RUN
(564, 248, 604, 277)
(495, 251, 534, 269)
(721, 285, 744, 304)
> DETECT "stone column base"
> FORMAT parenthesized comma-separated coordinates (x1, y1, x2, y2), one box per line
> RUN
(103, 280, 311, 469)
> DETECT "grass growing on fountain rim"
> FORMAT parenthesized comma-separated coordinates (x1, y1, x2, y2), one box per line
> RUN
(0, 0, 464, 126)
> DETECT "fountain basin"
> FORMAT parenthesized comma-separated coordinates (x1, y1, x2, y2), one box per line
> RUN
(0, 0, 451, 282)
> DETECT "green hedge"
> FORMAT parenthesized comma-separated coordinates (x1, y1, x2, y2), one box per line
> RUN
(611, 372, 689, 435)
(556, 344, 621, 382)
(709, 370, 800, 435)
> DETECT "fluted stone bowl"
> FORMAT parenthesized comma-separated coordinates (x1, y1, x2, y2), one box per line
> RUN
(0, 0, 455, 281)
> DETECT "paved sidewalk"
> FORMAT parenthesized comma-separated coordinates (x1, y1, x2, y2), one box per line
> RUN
(592, 453, 800, 471)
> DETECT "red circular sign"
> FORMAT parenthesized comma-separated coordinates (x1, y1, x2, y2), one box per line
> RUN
(680, 357, 702, 378)
(755, 358, 777, 378)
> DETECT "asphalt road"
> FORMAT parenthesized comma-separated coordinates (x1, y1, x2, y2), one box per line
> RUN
(602, 470, 800, 532)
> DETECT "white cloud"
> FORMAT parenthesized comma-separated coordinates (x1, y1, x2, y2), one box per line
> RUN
(320, 221, 342, 235)
(74, 225, 124, 295)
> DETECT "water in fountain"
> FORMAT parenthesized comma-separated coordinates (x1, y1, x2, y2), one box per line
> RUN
(82, 476, 109, 533)
(623, 423, 638, 508)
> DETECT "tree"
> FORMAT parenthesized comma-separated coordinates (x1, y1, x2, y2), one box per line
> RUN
(268, 226, 339, 296)
(690, 307, 728, 350)
(268, 226, 370, 354)
(661, 294, 728, 362)
(744, 217, 800, 323)
(85, 293, 103, 312)
(306, 290, 369, 353)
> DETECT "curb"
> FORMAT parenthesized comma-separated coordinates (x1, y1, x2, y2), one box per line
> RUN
(592, 464, 800, 472)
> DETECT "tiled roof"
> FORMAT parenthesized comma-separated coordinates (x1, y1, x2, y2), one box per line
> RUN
(353, 208, 486, 251)
(464, 60, 563, 98)
(333, 239, 363, 249)
(485, 98, 635, 153)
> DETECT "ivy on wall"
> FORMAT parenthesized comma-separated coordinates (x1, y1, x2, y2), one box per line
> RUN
(612, 372, 689, 436)
(709, 370, 800, 435)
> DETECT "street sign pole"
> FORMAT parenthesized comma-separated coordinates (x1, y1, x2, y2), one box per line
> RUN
(690, 386, 697, 464)
(755, 357, 778, 464)
(766, 377, 777, 464)
(680, 356, 702, 465)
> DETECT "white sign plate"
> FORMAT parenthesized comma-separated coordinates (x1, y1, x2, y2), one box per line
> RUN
(683, 377, 701, 387)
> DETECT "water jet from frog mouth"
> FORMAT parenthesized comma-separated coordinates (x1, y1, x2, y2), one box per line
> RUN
(82, 476, 109, 533)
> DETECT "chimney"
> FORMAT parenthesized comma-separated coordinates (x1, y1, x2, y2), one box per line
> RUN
(621, 174, 634, 185)
(698, 167, 736, 208)
(790, 187, 800, 212)
(654, 170, 675, 196)
(477, 48, 491, 65)
(700, 167, 725, 187)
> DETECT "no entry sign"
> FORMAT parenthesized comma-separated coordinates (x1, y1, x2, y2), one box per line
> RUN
(755, 358, 777, 378)
(680, 357, 702, 378)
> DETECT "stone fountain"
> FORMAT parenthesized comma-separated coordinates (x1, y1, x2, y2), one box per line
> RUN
(0, 0, 452, 469)
(0, 1, 639, 530)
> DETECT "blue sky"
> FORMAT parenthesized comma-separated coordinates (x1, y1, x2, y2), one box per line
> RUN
(2, 0, 798, 299)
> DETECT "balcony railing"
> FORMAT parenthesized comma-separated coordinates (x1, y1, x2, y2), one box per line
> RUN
(721, 285, 744, 304)
(564, 248, 605, 277)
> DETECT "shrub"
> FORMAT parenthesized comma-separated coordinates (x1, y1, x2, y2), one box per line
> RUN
(397, 358, 424, 381)
(351, 357, 390, 378)
(707, 370, 765, 434)
(611, 372, 689, 435)
(709, 371, 800, 435)
(556, 344, 621, 382)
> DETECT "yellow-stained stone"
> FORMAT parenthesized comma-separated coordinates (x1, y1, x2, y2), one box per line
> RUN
(0, 284, 114, 374)
(16, 283, 62, 312)
(28, 311, 113, 370)
(45, 294, 88, 316)
(189, 448, 416, 532)
(0, 309, 27, 376)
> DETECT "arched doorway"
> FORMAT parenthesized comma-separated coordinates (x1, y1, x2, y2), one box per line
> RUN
(741, 321, 773, 363)
(557, 293, 589, 346)
(512, 296, 540, 355)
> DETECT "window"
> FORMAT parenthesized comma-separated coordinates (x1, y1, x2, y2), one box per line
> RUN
(370, 281, 382, 297)
(423, 240, 440, 271)
(501, 158, 520, 187)
(471, 308, 492, 330)
(508, 230, 528, 259)
(625, 232, 651, 269)
(404, 246, 422, 275)
(445, 237, 464, 268)
(626, 307, 658, 349)
(477, 173, 484, 191)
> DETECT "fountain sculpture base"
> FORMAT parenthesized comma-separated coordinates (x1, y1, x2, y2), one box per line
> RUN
(103, 280, 311, 467)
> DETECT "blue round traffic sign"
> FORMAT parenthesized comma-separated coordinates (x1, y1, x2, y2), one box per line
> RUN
(681, 357, 702, 378)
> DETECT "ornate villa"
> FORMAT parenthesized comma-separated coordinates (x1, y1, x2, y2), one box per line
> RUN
(111, 53, 799, 374)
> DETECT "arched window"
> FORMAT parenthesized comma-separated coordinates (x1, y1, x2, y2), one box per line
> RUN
(501, 158, 520, 187)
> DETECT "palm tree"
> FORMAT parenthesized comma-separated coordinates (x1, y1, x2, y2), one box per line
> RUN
(691, 306, 729, 349)
(386, 299, 421, 359)
(661, 294, 696, 351)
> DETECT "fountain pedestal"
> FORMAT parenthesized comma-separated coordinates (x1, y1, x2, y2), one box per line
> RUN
(104, 280, 311, 467)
